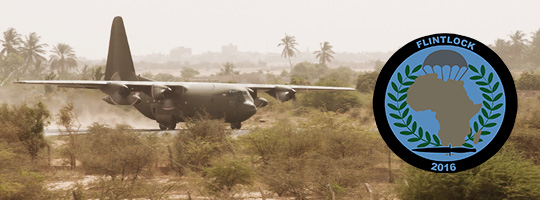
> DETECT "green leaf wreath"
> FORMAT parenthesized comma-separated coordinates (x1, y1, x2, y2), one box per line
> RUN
(386, 64, 503, 148)
(387, 64, 442, 148)
(463, 65, 503, 148)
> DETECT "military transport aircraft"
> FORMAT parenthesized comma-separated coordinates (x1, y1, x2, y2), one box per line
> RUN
(16, 16, 354, 130)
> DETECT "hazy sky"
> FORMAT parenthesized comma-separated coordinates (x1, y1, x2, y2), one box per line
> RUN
(2, 0, 539, 59)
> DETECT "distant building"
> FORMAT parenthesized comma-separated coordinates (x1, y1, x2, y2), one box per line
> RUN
(170, 46, 192, 58)
(221, 44, 238, 55)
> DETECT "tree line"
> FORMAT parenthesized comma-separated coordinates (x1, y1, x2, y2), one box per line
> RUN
(0, 28, 80, 85)
(491, 30, 540, 69)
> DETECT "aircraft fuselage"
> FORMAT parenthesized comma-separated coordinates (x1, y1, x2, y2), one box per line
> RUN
(132, 82, 256, 129)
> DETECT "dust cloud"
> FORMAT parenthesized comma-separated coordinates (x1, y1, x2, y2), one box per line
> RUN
(0, 84, 158, 130)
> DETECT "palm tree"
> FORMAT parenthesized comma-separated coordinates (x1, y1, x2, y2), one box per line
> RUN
(314, 41, 335, 65)
(49, 43, 77, 75)
(509, 30, 527, 52)
(29, 59, 47, 78)
(218, 62, 239, 75)
(278, 34, 299, 72)
(19, 32, 48, 75)
(492, 39, 512, 64)
(0, 28, 22, 56)
(509, 30, 528, 64)
(528, 29, 540, 65)
(21, 32, 47, 66)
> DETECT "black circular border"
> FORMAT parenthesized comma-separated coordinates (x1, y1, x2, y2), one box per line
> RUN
(373, 33, 517, 173)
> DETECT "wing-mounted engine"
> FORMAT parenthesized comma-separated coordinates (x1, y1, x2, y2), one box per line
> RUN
(150, 84, 173, 100)
(143, 84, 184, 111)
(248, 89, 268, 108)
(254, 97, 268, 108)
(266, 86, 296, 102)
(101, 82, 141, 105)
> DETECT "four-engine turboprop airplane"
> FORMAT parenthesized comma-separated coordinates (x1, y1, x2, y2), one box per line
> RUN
(16, 16, 354, 130)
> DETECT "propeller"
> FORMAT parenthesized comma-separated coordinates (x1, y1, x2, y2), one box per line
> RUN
(274, 86, 296, 102)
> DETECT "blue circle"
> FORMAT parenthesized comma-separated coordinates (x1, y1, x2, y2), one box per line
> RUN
(384, 45, 506, 162)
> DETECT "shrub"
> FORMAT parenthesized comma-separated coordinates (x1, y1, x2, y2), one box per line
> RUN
(398, 145, 540, 200)
(0, 102, 50, 161)
(355, 71, 379, 93)
(516, 70, 540, 90)
(240, 111, 381, 199)
(78, 123, 156, 181)
(297, 79, 362, 113)
(509, 128, 540, 165)
(86, 178, 176, 200)
(203, 158, 254, 197)
(173, 116, 231, 174)
(291, 62, 328, 82)
(0, 142, 51, 199)
(323, 66, 358, 85)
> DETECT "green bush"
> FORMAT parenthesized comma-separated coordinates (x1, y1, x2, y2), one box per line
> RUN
(509, 128, 540, 165)
(240, 111, 381, 199)
(0, 142, 51, 199)
(291, 62, 328, 81)
(173, 116, 231, 174)
(78, 123, 156, 181)
(355, 71, 379, 93)
(398, 145, 540, 200)
(516, 70, 540, 90)
(0, 102, 50, 161)
(82, 178, 176, 200)
(203, 158, 254, 196)
(323, 66, 358, 85)
(297, 79, 362, 113)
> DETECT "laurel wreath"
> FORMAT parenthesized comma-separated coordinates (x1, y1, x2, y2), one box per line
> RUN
(387, 64, 503, 148)
(387, 64, 442, 148)
(462, 65, 503, 148)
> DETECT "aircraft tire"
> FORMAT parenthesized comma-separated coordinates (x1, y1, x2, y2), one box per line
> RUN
(159, 124, 167, 130)
(230, 122, 241, 130)
(159, 123, 176, 130)
(168, 123, 177, 130)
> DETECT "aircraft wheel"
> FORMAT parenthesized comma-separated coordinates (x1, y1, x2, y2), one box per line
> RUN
(230, 122, 241, 130)
(168, 116, 177, 130)
(168, 123, 177, 130)
(159, 124, 167, 130)
(159, 123, 176, 130)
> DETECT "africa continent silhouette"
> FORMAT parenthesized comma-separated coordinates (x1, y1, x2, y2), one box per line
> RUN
(406, 73, 481, 146)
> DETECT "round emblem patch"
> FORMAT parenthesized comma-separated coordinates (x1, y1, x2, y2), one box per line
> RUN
(373, 33, 517, 173)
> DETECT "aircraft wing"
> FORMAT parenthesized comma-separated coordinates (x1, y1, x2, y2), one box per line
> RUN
(15, 80, 183, 89)
(16, 80, 355, 91)
(245, 84, 355, 91)
(15, 80, 110, 89)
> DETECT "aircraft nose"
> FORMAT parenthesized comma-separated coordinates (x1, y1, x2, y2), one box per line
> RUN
(243, 101, 257, 116)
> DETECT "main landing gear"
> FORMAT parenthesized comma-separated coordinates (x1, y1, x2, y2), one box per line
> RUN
(160, 122, 241, 130)
(230, 122, 242, 130)
(159, 123, 177, 130)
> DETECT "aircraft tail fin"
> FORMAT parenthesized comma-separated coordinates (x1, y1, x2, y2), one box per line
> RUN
(104, 16, 138, 81)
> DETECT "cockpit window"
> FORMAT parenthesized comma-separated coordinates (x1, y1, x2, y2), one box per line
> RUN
(228, 90, 253, 102)
(226, 90, 237, 97)
(233, 91, 253, 102)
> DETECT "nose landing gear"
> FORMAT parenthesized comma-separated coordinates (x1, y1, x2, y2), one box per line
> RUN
(159, 122, 177, 130)
(230, 122, 242, 130)
(157, 115, 177, 130)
